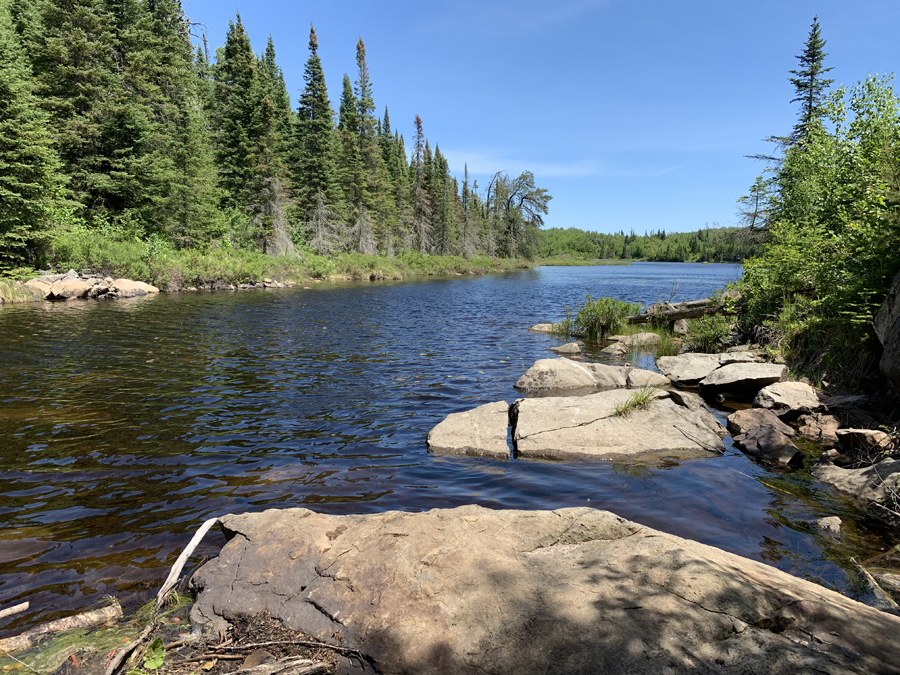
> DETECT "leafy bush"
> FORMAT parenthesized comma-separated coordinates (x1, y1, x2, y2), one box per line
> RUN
(573, 295, 640, 341)
(685, 314, 733, 353)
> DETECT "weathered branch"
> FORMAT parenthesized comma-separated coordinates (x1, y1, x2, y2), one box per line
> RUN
(0, 602, 28, 622)
(0, 600, 122, 654)
(156, 516, 220, 608)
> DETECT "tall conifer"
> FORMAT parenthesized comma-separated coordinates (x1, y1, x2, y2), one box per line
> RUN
(789, 16, 834, 145)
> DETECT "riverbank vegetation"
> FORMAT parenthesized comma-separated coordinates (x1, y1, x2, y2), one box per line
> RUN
(737, 17, 900, 389)
(0, 0, 550, 279)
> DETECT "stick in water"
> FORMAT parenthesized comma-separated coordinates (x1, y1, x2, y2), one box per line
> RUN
(0, 602, 29, 622)
(0, 600, 122, 654)
(156, 517, 220, 608)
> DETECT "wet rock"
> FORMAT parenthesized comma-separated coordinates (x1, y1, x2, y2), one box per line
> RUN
(733, 425, 803, 467)
(809, 516, 842, 534)
(113, 279, 159, 298)
(528, 323, 557, 333)
(726, 408, 794, 437)
(673, 318, 689, 335)
(49, 278, 92, 300)
(813, 459, 900, 527)
(699, 363, 788, 400)
(548, 342, 582, 355)
(600, 342, 628, 357)
(656, 352, 759, 387)
(190, 505, 900, 675)
(667, 389, 727, 439)
(427, 401, 511, 460)
(797, 413, 840, 446)
(511, 389, 724, 462)
(514, 358, 668, 393)
(753, 381, 823, 420)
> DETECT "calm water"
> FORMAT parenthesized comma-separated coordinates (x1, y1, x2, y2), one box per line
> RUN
(0, 263, 895, 635)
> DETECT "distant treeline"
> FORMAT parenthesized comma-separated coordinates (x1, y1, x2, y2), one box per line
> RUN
(539, 226, 765, 263)
(0, 1, 551, 274)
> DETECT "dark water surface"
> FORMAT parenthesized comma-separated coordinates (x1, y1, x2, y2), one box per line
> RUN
(0, 263, 895, 634)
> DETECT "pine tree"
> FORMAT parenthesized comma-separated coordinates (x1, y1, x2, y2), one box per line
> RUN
(290, 24, 340, 216)
(336, 72, 362, 214)
(411, 114, 432, 254)
(789, 16, 834, 145)
(262, 35, 292, 144)
(0, 2, 60, 270)
(353, 37, 389, 229)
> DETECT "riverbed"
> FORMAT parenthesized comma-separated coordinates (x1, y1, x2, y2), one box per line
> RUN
(0, 263, 894, 635)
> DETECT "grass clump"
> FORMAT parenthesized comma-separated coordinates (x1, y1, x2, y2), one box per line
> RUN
(613, 386, 659, 417)
(685, 314, 733, 353)
(574, 294, 641, 341)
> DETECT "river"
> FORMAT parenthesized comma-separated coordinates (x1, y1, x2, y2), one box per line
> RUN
(0, 262, 894, 635)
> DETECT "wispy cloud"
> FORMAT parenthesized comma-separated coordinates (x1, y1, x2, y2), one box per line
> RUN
(440, 148, 686, 179)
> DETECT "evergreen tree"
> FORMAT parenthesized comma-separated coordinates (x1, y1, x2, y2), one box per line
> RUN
(336, 72, 361, 214)
(411, 114, 432, 253)
(353, 37, 389, 229)
(789, 16, 834, 145)
(0, 2, 60, 270)
(290, 24, 339, 215)
(262, 35, 291, 143)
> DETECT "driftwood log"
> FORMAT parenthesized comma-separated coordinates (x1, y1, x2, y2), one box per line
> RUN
(627, 295, 745, 324)
(0, 600, 122, 654)
(0, 602, 28, 622)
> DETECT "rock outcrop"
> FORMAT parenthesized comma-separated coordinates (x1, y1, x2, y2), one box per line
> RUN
(190, 505, 900, 675)
(426, 401, 511, 459)
(733, 426, 803, 467)
(21, 270, 159, 301)
(656, 352, 759, 387)
(726, 408, 794, 437)
(753, 381, 823, 420)
(813, 459, 900, 527)
(511, 388, 724, 461)
(797, 412, 840, 446)
(875, 271, 900, 395)
(605, 332, 661, 347)
(514, 358, 669, 393)
(699, 363, 789, 400)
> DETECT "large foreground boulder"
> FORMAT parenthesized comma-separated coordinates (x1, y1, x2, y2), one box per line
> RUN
(190, 505, 900, 675)
(656, 352, 759, 386)
(514, 358, 669, 393)
(426, 401, 510, 459)
(511, 388, 724, 461)
(699, 363, 788, 400)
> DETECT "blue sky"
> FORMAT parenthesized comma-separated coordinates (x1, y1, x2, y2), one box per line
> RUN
(183, 0, 899, 234)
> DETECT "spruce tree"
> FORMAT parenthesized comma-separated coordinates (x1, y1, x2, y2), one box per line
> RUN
(353, 37, 390, 229)
(336, 72, 362, 214)
(0, 2, 60, 270)
(262, 35, 292, 144)
(411, 114, 432, 254)
(789, 16, 834, 145)
(290, 24, 340, 216)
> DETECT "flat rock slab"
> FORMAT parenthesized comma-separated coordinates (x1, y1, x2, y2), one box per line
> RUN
(511, 389, 724, 461)
(606, 332, 661, 347)
(753, 381, 823, 420)
(656, 352, 759, 386)
(514, 358, 669, 393)
(427, 401, 510, 459)
(699, 362, 789, 400)
(190, 505, 900, 675)
(727, 408, 795, 437)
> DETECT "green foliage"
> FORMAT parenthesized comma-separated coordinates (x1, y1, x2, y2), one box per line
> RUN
(685, 314, 733, 353)
(613, 386, 658, 417)
(740, 76, 900, 387)
(539, 225, 763, 262)
(789, 16, 835, 145)
(126, 637, 165, 675)
(573, 295, 640, 342)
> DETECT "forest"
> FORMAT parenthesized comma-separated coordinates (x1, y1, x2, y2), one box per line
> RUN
(0, 0, 552, 280)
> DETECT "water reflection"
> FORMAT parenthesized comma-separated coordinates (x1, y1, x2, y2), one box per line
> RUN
(0, 263, 895, 634)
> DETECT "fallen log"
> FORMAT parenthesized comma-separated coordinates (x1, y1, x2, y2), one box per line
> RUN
(0, 599, 122, 654)
(628, 302, 747, 324)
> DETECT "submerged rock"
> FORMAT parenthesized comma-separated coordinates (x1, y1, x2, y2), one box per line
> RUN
(190, 505, 900, 675)
(426, 401, 510, 460)
(699, 362, 788, 400)
(528, 323, 557, 333)
(600, 342, 628, 357)
(733, 425, 803, 467)
(753, 381, 823, 420)
(511, 389, 724, 461)
(548, 342, 582, 355)
(514, 358, 669, 393)
(810, 516, 842, 534)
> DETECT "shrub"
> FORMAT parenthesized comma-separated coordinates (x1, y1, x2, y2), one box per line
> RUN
(685, 314, 733, 353)
(574, 295, 640, 341)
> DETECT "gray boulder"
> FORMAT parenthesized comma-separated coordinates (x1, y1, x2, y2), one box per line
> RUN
(667, 388, 727, 438)
(814, 459, 900, 527)
(875, 271, 900, 395)
(656, 352, 759, 387)
(48, 278, 92, 300)
(606, 332, 661, 347)
(837, 428, 896, 454)
(528, 323, 557, 333)
(190, 505, 900, 675)
(733, 425, 803, 467)
(809, 516, 842, 534)
(797, 412, 840, 447)
(600, 342, 628, 357)
(514, 358, 668, 393)
(699, 363, 789, 400)
(726, 408, 794, 437)
(427, 401, 511, 460)
(113, 278, 159, 298)
(673, 318, 689, 335)
(511, 389, 724, 462)
(549, 342, 582, 355)
(753, 381, 823, 420)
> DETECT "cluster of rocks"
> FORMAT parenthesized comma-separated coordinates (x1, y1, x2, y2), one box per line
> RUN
(172, 278, 296, 292)
(190, 505, 900, 675)
(24, 269, 158, 301)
